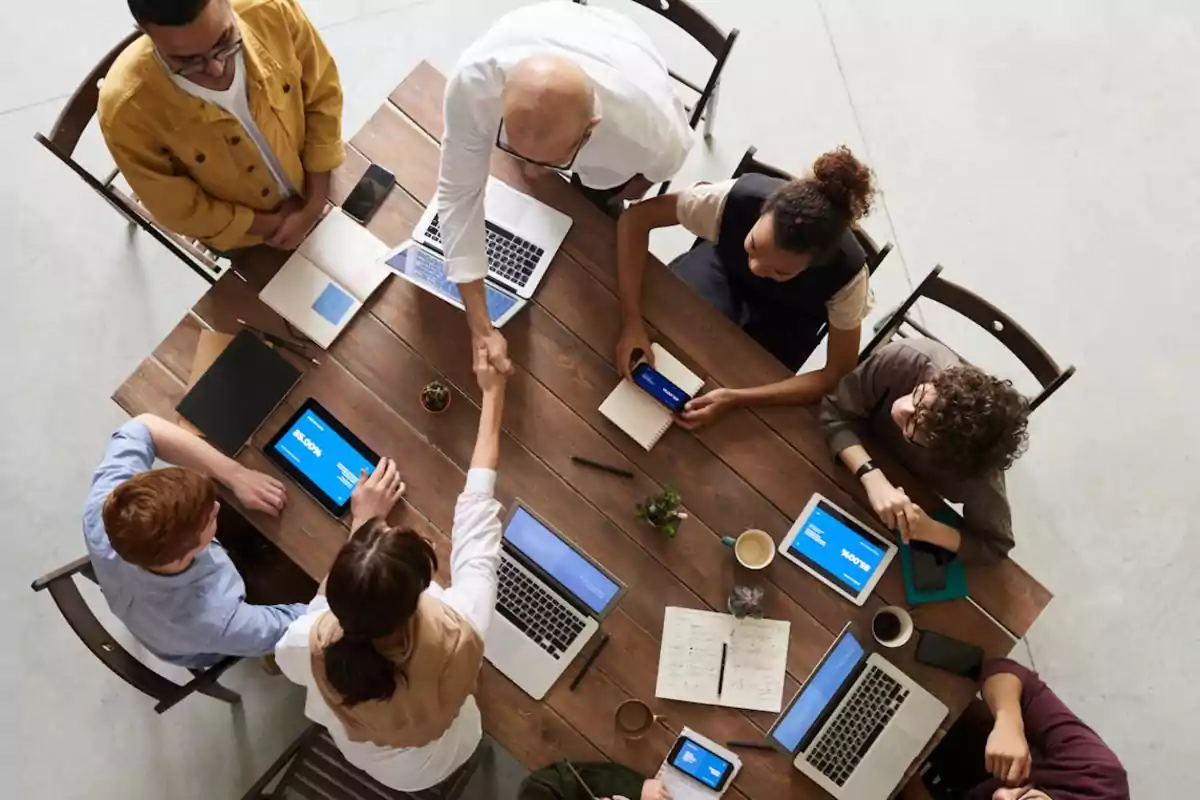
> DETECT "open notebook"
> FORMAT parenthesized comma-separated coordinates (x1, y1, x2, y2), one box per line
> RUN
(259, 210, 389, 349)
(599, 343, 704, 451)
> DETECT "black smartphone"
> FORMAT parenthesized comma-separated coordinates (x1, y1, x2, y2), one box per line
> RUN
(666, 735, 735, 792)
(342, 164, 395, 224)
(911, 546, 948, 591)
(914, 630, 985, 680)
(631, 361, 692, 413)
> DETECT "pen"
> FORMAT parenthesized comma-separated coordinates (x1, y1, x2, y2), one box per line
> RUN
(717, 642, 727, 697)
(569, 633, 610, 691)
(726, 740, 775, 751)
(571, 455, 635, 479)
(238, 319, 321, 366)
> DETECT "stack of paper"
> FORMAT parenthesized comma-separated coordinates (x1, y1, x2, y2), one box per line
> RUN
(599, 344, 704, 451)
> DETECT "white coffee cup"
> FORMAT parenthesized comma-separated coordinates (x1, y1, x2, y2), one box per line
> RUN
(871, 605, 914, 648)
(722, 529, 776, 570)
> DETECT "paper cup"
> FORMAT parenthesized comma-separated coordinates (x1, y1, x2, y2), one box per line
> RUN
(871, 605, 914, 648)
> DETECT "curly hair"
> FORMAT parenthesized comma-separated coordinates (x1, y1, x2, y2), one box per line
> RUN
(761, 145, 876, 255)
(920, 366, 1030, 476)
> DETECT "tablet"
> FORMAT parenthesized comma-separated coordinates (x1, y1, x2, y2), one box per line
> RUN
(264, 398, 381, 517)
(777, 493, 896, 606)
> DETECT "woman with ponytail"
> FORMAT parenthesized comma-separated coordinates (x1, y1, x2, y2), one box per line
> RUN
(275, 345, 508, 791)
(614, 145, 878, 428)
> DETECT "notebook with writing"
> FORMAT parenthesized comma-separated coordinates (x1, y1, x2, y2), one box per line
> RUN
(259, 210, 390, 349)
(599, 344, 703, 451)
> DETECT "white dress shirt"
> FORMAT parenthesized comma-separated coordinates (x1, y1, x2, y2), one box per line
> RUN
(438, 1, 694, 283)
(275, 469, 503, 792)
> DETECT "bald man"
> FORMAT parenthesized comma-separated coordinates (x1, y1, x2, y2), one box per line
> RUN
(438, 1, 693, 372)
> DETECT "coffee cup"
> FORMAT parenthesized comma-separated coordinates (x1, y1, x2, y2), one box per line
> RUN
(720, 529, 776, 570)
(871, 605, 914, 648)
(614, 698, 661, 739)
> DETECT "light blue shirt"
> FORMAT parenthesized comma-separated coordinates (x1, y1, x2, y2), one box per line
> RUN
(83, 421, 305, 668)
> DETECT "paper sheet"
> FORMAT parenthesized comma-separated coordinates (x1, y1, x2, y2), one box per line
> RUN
(656, 607, 790, 713)
(297, 209, 389, 300)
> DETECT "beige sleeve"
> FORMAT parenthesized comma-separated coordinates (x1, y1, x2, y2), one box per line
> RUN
(674, 179, 736, 242)
(826, 266, 873, 330)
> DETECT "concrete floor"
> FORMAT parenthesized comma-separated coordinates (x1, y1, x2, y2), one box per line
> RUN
(1, 0, 1194, 796)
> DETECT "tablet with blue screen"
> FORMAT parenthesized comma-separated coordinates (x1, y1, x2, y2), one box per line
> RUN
(264, 398, 381, 517)
(777, 493, 897, 606)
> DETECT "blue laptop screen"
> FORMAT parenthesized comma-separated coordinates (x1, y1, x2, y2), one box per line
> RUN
(770, 632, 866, 752)
(503, 507, 620, 615)
(788, 501, 888, 595)
(384, 243, 520, 323)
(272, 408, 375, 507)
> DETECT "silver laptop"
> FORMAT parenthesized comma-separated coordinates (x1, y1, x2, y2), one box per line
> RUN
(383, 241, 527, 328)
(486, 502, 625, 700)
(767, 624, 947, 799)
(414, 176, 572, 299)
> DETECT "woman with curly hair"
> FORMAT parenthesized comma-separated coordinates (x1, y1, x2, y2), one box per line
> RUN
(819, 339, 1031, 562)
(615, 146, 877, 429)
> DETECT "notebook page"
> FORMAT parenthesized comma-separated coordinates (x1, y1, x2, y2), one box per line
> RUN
(599, 344, 703, 451)
(298, 210, 389, 301)
(259, 252, 361, 349)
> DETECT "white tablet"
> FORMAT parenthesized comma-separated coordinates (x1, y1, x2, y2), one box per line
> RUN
(777, 493, 896, 606)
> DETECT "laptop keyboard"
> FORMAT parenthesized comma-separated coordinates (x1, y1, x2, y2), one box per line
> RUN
(424, 215, 545, 289)
(808, 666, 909, 787)
(495, 557, 587, 660)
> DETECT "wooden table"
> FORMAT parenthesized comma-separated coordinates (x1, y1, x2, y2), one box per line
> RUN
(113, 62, 1050, 799)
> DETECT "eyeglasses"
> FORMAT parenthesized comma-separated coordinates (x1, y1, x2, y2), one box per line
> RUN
(495, 119, 592, 172)
(164, 33, 243, 77)
(902, 384, 930, 447)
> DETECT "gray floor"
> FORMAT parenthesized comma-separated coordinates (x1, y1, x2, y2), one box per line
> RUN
(1, 0, 1194, 796)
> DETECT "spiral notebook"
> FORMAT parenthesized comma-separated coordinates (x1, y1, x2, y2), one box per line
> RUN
(599, 344, 704, 451)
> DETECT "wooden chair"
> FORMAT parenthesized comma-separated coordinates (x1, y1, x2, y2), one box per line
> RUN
(862, 265, 1076, 411)
(239, 724, 490, 800)
(33, 32, 223, 284)
(30, 556, 241, 714)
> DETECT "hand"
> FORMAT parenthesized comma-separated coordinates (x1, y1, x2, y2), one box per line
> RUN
(615, 322, 653, 379)
(985, 714, 1032, 786)
(349, 457, 406, 528)
(266, 204, 322, 250)
(249, 210, 285, 240)
(473, 340, 508, 395)
(473, 326, 512, 375)
(678, 387, 737, 430)
(226, 466, 287, 516)
(861, 470, 915, 537)
(640, 779, 673, 800)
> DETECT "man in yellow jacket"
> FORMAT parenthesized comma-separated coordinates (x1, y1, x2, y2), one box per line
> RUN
(100, 0, 344, 252)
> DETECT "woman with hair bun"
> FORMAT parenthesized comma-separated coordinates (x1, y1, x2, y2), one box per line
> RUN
(275, 345, 508, 791)
(615, 146, 878, 429)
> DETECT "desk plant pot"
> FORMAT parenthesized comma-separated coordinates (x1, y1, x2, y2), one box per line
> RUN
(420, 380, 452, 414)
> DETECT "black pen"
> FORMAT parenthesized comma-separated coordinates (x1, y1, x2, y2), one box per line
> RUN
(569, 633, 610, 691)
(717, 642, 727, 697)
(237, 318, 320, 366)
(726, 740, 775, 751)
(571, 455, 635, 479)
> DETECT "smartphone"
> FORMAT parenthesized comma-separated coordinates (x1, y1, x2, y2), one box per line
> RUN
(915, 630, 985, 680)
(911, 546, 948, 592)
(631, 362, 692, 413)
(667, 735, 735, 792)
(342, 164, 395, 224)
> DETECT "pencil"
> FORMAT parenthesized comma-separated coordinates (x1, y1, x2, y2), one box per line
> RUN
(569, 633, 610, 691)
(571, 455, 635, 479)
(238, 319, 321, 366)
(726, 740, 775, 751)
(717, 642, 727, 697)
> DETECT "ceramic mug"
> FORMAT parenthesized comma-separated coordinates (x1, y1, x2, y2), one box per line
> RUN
(871, 605, 915, 648)
(721, 529, 776, 570)
(614, 698, 662, 739)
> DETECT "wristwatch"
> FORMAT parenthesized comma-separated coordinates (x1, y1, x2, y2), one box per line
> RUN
(854, 461, 879, 480)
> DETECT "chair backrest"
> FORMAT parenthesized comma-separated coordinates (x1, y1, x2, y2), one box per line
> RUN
(45, 31, 141, 157)
(861, 265, 1076, 411)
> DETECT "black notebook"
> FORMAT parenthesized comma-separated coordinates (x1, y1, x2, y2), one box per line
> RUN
(176, 330, 302, 455)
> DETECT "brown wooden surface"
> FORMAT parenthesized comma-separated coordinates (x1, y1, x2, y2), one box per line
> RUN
(110, 62, 1050, 799)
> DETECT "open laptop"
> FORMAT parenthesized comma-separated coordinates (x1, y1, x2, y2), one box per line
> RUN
(383, 241, 526, 328)
(486, 502, 625, 700)
(413, 176, 572, 299)
(767, 624, 947, 799)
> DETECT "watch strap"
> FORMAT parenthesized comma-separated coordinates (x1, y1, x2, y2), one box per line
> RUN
(854, 460, 879, 480)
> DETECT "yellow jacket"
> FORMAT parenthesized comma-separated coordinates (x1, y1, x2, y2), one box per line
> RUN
(98, 0, 344, 251)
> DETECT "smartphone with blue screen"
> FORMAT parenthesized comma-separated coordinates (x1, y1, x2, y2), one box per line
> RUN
(667, 735, 735, 791)
(632, 362, 692, 413)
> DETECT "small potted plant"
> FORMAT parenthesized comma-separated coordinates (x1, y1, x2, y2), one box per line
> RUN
(728, 584, 766, 619)
(420, 380, 452, 414)
(636, 486, 688, 538)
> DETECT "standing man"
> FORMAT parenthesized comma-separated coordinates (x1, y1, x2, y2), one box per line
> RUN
(439, 1, 694, 373)
(100, 0, 345, 253)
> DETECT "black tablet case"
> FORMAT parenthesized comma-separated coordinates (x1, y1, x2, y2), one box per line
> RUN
(176, 330, 302, 455)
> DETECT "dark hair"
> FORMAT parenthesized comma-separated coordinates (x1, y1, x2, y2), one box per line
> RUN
(761, 146, 875, 255)
(102, 467, 215, 568)
(323, 520, 438, 707)
(128, 0, 211, 26)
(921, 366, 1031, 476)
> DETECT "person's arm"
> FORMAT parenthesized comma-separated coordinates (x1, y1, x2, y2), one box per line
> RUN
(943, 473, 1013, 563)
(207, 597, 308, 658)
(615, 194, 682, 377)
(284, 0, 345, 176)
(347, 457, 406, 533)
(981, 663, 1034, 786)
(133, 414, 286, 516)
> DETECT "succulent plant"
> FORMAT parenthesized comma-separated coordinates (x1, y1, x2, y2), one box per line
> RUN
(728, 584, 766, 619)
(420, 380, 451, 413)
(636, 486, 687, 538)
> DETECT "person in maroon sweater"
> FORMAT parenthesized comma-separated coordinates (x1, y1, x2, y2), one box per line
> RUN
(902, 659, 1129, 800)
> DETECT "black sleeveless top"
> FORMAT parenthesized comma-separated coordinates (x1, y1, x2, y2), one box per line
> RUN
(675, 173, 865, 369)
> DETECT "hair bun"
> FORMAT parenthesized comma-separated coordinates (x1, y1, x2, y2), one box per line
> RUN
(811, 146, 875, 221)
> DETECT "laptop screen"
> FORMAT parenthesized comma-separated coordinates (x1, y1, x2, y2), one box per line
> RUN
(384, 243, 520, 323)
(504, 507, 621, 615)
(769, 630, 867, 753)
